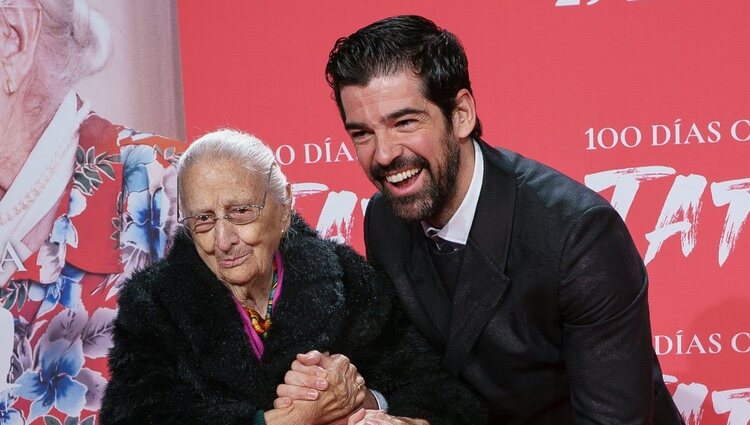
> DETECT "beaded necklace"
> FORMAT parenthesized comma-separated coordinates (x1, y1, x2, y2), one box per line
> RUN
(242, 265, 278, 340)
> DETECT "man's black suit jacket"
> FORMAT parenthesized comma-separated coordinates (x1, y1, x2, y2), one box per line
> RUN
(364, 140, 684, 424)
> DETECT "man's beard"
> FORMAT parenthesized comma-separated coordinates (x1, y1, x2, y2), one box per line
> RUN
(371, 135, 461, 223)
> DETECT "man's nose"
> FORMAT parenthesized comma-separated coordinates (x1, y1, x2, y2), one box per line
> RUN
(373, 134, 402, 166)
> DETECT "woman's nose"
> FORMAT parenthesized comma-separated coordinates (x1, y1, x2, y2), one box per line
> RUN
(213, 218, 239, 251)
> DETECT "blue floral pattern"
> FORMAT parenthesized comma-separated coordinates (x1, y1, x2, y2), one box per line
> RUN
(27, 266, 85, 318)
(15, 339, 87, 421)
(0, 112, 181, 424)
(0, 395, 24, 425)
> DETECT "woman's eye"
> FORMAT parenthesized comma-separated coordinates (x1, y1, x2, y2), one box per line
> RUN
(195, 214, 213, 222)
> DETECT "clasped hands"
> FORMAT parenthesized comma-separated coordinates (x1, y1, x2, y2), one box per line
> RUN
(273, 350, 426, 425)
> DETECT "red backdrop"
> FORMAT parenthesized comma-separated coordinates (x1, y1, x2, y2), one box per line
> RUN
(178, 1, 750, 423)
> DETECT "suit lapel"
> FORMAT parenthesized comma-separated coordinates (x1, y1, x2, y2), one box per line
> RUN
(443, 142, 516, 372)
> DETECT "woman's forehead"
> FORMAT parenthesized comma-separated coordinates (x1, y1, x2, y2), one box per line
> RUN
(182, 159, 264, 186)
(181, 160, 265, 209)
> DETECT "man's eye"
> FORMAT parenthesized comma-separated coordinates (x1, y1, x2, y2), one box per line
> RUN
(233, 207, 251, 215)
(350, 131, 370, 143)
(195, 214, 214, 222)
(396, 119, 417, 128)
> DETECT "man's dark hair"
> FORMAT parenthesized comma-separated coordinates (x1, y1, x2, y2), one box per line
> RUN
(325, 15, 482, 139)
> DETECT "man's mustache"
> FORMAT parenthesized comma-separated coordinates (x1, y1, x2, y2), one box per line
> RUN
(371, 155, 430, 180)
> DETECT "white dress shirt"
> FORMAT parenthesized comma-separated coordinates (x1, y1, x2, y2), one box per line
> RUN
(421, 140, 484, 245)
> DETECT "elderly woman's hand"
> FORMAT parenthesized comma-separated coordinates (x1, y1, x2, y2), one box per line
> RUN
(276, 351, 332, 401)
(346, 409, 430, 425)
(274, 350, 367, 424)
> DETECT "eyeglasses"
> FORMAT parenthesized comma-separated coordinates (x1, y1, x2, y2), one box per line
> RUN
(178, 163, 274, 233)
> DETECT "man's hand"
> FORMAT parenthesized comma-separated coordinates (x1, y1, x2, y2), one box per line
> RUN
(346, 409, 429, 425)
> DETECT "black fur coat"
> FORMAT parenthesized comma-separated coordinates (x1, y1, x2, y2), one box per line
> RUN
(100, 215, 486, 424)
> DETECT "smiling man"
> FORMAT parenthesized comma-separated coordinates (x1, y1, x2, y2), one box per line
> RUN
(325, 15, 685, 425)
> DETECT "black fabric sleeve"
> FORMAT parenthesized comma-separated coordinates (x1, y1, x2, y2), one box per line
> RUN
(558, 205, 657, 425)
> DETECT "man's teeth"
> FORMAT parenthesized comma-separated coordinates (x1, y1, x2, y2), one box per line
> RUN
(386, 168, 420, 183)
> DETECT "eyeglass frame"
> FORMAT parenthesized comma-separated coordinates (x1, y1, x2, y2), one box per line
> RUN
(177, 162, 275, 233)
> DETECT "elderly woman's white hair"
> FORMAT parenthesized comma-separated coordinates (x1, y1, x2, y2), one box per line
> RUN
(177, 129, 292, 214)
(3, 0, 111, 120)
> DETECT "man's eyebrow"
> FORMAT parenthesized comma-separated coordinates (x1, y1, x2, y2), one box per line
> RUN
(344, 107, 428, 131)
(385, 107, 427, 121)
(344, 121, 367, 131)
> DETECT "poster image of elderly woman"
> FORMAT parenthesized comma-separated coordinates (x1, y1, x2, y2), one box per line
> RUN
(0, 1, 182, 424)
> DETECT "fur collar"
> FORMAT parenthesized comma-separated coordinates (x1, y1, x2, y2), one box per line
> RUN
(151, 214, 349, 408)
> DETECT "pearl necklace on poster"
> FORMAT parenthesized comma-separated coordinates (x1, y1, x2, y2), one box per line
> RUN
(0, 91, 85, 287)
(0, 140, 77, 225)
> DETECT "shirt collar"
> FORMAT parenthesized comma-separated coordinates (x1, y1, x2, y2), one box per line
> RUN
(421, 140, 484, 245)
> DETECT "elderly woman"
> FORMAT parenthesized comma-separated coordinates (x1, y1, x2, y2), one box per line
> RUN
(99, 129, 486, 425)
(1, 1, 180, 423)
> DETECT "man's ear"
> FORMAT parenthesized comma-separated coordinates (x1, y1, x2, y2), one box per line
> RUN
(452, 88, 477, 140)
(1, 3, 42, 94)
